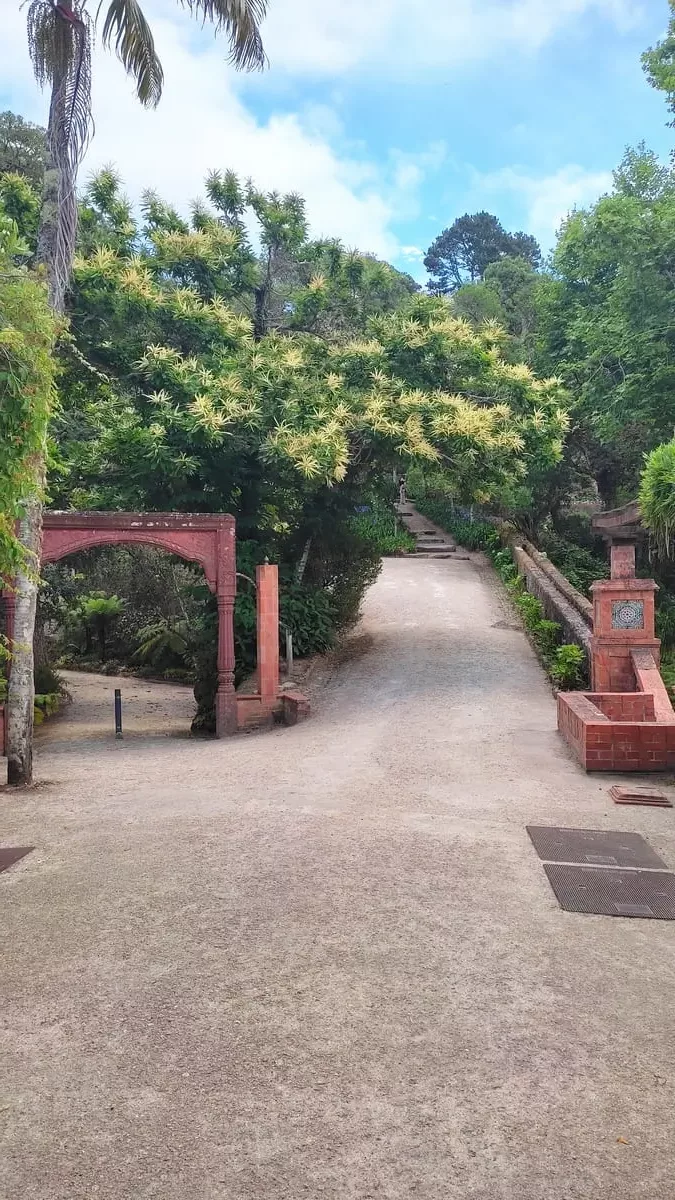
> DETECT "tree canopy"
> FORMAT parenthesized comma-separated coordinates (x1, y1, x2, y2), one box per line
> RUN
(424, 212, 541, 294)
(51, 171, 567, 531)
(643, 0, 675, 125)
(533, 144, 675, 504)
(0, 111, 46, 190)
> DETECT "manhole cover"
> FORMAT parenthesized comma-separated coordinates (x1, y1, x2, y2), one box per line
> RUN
(543, 864, 675, 919)
(527, 826, 667, 870)
(0, 847, 34, 874)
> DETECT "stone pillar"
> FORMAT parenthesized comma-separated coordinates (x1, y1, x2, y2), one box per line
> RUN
(215, 530, 237, 737)
(590, 538, 660, 692)
(256, 562, 279, 707)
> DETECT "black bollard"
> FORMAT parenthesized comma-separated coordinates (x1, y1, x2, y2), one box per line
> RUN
(114, 688, 123, 739)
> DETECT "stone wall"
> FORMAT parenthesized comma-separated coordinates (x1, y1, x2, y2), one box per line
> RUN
(513, 544, 592, 660)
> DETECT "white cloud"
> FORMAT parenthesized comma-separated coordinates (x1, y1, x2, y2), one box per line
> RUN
(1, 7, 447, 260)
(262, 0, 643, 76)
(0, 0, 637, 264)
(472, 164, 614, 245)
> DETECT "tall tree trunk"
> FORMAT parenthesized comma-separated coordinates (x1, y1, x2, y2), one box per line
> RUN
(6, 57, 72, 784)
(252, 250, 273, 339)
(6, 497, 41, 785)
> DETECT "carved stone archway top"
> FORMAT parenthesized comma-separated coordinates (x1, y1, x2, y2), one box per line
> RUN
(42, 511, 235, 596)
(592, 500, 642, 544)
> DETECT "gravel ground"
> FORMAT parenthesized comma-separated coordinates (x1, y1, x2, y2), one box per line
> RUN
(41, 669, 196, 743)
(2, 554, 675, 1200)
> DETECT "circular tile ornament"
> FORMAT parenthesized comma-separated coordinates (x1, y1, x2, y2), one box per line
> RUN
(611, 599, 644, 630)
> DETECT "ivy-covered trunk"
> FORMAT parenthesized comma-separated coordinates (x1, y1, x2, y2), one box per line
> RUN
(6, 52, 70, 784)
(6, 494, 42, 785)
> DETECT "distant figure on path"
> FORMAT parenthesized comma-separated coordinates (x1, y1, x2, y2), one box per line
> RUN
(399, 477, 407, 506)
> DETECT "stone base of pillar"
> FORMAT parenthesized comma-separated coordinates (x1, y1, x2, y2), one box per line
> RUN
(215, 689, 238, 737)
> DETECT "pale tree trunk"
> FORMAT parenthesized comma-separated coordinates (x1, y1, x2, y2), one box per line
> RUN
(6, 72, 70, 785)
(6, 498, 42, 785)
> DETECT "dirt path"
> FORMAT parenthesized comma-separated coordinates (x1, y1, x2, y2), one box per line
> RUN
(40, 670, 196, 744)
(3, 555, 675, 1199)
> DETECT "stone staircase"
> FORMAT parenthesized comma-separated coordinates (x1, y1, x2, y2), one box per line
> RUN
(396, 503, 467, 559)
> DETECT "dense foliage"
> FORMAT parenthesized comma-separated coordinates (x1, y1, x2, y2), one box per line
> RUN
(0, 162, 567, 725)
(0, 111, 46, 190)
(7, 1, 675, 731)
(0, 219, 57, 576)
(639, 439, 675, 557)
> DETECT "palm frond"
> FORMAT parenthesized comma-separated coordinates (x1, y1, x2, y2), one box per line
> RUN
(101, 0, 164, 107)
(180, 0, 268, 70)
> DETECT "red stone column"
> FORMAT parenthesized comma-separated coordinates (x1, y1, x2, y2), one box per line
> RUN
(256, 562, 279, 707)
(610, 542, 636, 579)
(215, 529, 237, 737)
(590, 538, 660, 692)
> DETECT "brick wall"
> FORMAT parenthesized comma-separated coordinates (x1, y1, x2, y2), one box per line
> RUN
(587, 693, 655, 722)
(558, 691, 675, 771)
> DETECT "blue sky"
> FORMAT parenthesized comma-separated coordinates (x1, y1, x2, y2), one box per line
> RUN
(2, 1, 672, 278)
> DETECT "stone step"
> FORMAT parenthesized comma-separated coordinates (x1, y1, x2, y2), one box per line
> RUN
(414, 551, 470, 560)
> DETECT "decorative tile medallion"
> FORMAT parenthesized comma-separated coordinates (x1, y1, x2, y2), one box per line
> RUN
(611, 599, 644, 630)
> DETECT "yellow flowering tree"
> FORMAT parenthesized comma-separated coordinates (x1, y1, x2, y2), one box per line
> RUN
(57, 249, 567, 523)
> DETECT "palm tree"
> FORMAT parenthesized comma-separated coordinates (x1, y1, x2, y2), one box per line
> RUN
(6, 0, 267, 784)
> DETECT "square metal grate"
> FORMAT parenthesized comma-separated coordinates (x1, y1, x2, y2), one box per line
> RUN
(544, 864, 675, 919)
(0, 847, 34, 874)
(526, 826, 668, 870)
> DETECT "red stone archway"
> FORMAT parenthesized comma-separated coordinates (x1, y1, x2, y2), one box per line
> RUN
(5, 512, 237, 737)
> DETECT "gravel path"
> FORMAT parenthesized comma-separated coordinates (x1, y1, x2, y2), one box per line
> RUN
(3, 555, 675, 1199)
(41, 669, 196, 743)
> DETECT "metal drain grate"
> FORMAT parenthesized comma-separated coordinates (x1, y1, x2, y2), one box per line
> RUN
(527, 826, 668, 870)
(0, 847, 34, 874)
(544, 864, 675, 919)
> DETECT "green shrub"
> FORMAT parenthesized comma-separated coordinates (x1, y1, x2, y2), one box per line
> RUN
(348, 510, 415, 556)
(532, 619, 562, 663)
(660, 651, 675, 703)
(514, 591, 544, 631)
(133, 619, 190, 671)
(305, 529, 381, 630)
(34, 662, 64, 695)
(491, 548, 518, 583)
(656, 596, 675, 651)
(551, 644, 585, 689)
(34, 692, 61, 717)
(639, 438, 675, 558)
(1, 666, 64, 725)
(280, 585, 336, 657)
